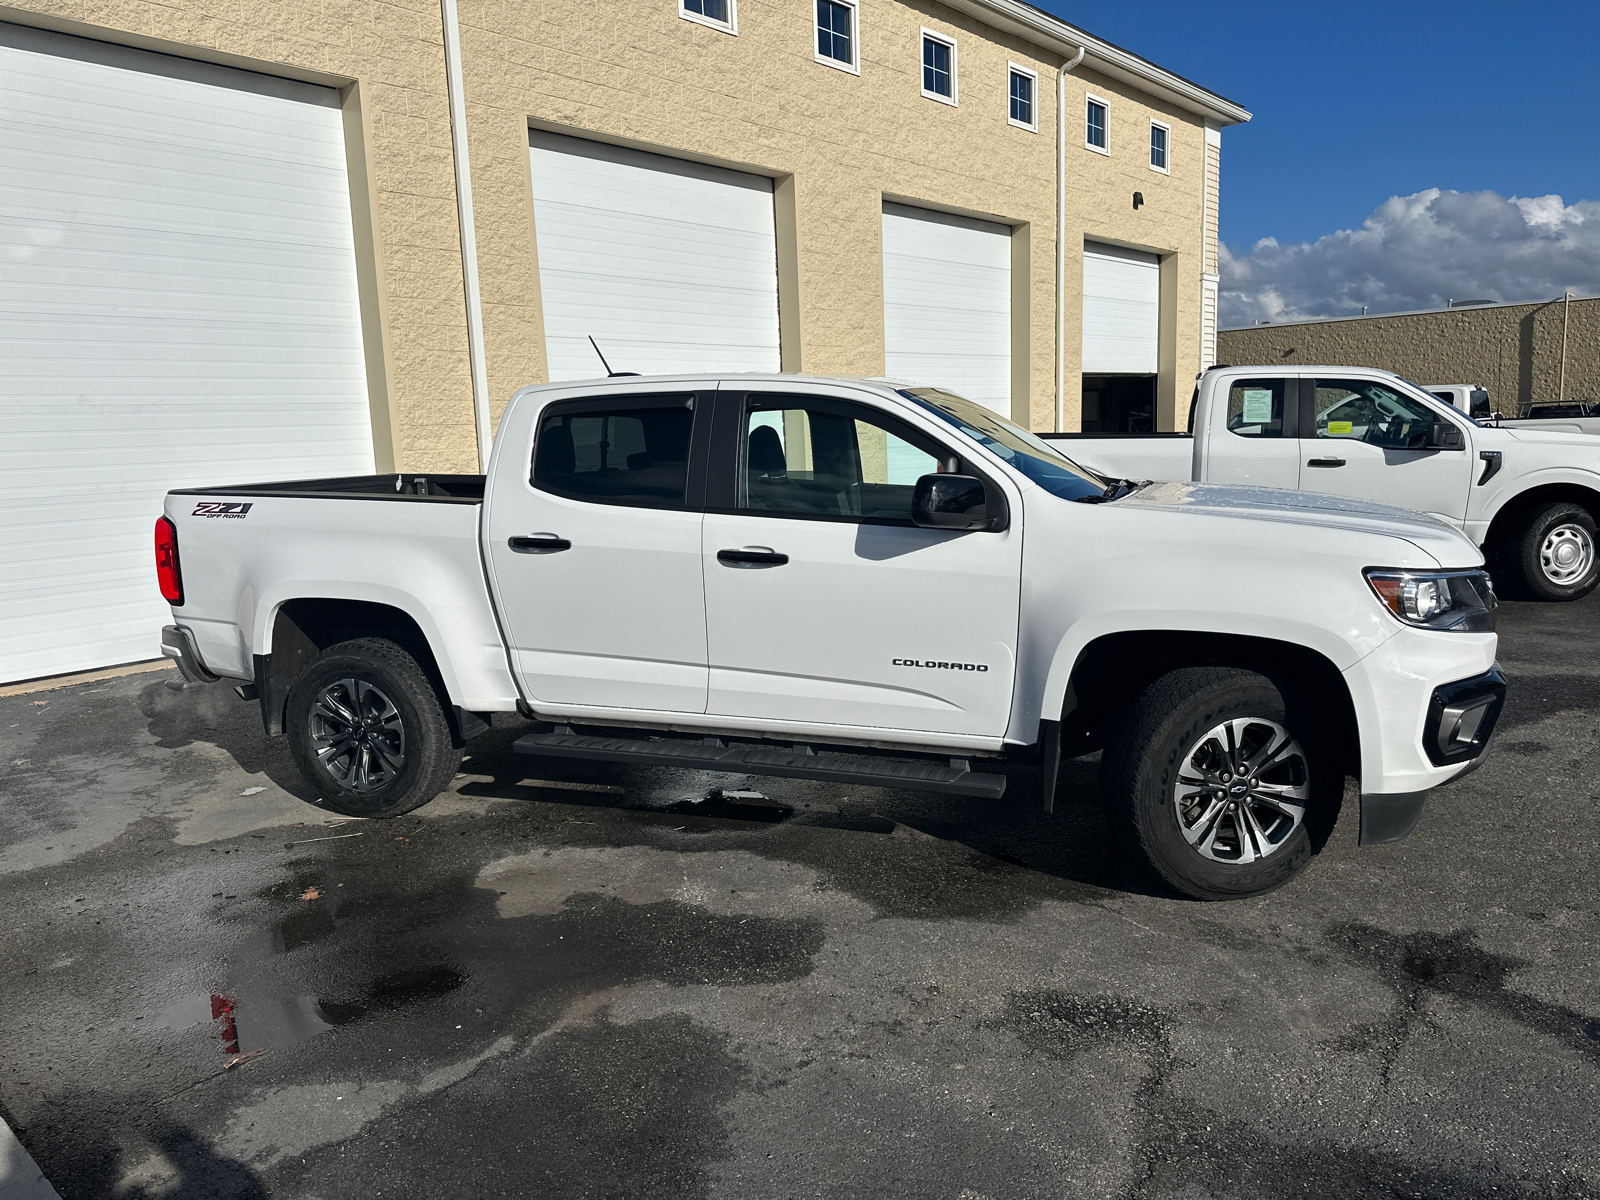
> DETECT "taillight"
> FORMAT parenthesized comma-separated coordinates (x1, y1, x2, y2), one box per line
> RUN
(155, 517, 183, 605)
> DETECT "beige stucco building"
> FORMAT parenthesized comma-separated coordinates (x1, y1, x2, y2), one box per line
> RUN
(1218, 296, 1600, 414)
(1, 0, 1246, 681)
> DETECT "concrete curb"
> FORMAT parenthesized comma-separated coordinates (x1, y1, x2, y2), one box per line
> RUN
(0, 659, 171, 699)
(0, 1117, 61, 1200)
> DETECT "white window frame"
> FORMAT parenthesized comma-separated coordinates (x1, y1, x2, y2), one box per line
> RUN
(1148, 119, 1171, 174)
(920, 27, 958, 106)
(1085, 93, 1110, 155)
(814, 0, 860, 75)
(1006, 63, 1039, 132)
(679, 0, 737, 36)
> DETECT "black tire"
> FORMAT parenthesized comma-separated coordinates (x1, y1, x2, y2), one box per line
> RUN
(1102, 667, 1340, 901)
(285, 637, 463, 818)
(1511, 502, 1599, 602)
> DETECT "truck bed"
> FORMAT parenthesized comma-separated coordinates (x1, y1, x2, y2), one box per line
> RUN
(1040, 433, 1196, 482)
(171, 473, 485, 502)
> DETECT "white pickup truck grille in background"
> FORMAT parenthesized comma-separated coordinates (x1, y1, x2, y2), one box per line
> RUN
(0, 23, 372, 683)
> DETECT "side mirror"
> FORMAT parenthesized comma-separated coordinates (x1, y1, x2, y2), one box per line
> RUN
(1426, 423, 1465, 450)
(912, 474, 994, 531)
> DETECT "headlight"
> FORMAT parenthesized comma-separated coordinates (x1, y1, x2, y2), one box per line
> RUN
(1365, 569, 1496, 632)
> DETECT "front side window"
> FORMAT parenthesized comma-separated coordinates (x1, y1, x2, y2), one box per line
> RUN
(739, 399, 949, 522)
(680, 0, 734, 33)
(1008, 67, 1036, 129)
(903, 388, 1106, 502)
(533, 398, 695, 507)
(1149, 121, 1169, 171)
(816, 0, 856, 69)
(922, 32, 956, 102)
(1313, 379, 1441, 449)
(1086, 97, 1108, 150)
(1225, 378, 1288, 438)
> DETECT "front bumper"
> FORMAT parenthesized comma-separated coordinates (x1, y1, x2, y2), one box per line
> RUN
(161, 624, 218, 686)
(1357, 664, 1506, 846)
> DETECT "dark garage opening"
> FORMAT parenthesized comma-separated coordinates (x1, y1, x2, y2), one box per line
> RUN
(1081, 374, 1156, 432)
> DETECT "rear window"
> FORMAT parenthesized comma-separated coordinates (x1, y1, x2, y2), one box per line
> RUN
(532, 398, 694, 507)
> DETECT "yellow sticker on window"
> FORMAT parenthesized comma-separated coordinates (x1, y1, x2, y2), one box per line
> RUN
(1326, 420, 1354, 435)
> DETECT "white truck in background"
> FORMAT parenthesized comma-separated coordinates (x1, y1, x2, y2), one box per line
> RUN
(1052, 365, 1600, 601)
(1426, 383, 1600, 435)
(157, 373, 1505, 901)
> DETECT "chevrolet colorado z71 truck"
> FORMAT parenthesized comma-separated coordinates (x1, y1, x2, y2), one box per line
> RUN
(1049, 365, 1600, 601)
(157, 375, 1504, 900)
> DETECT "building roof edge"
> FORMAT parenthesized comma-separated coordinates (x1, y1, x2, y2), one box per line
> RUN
(1219, 294, 1599, 333)
(950, 0, 1251, 125)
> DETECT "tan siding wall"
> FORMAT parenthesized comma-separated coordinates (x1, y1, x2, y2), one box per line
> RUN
(1217, 297, 1600, 414)
(4, 0, 1226, 468)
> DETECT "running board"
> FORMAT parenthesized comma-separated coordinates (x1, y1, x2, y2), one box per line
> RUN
(512, 729, 1007, 799)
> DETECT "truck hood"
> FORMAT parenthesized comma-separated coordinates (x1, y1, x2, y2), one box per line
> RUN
(1497, 426, 1600, 448)
(1109, 480, 1478, 566)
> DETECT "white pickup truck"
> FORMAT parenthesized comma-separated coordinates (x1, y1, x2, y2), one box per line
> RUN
(157, 374, 1505, 900)
(1426, 384, 1600, 436)
(1053, 365, 1600, 601)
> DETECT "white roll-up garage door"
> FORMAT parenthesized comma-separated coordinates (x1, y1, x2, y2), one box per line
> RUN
(529, 130, 781, 381)
(1082, 241, 1160, 374)
(0, 24, 372, 684)
(882, 202, 1012, 415)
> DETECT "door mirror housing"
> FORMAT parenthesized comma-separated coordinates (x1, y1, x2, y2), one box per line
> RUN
(912, 474, 996, 531)
(1425, 422, 1465, 450)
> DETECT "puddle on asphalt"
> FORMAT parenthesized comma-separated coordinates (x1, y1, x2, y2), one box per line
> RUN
(658, 788, 795, 826)
(316, 966, 467, 1026)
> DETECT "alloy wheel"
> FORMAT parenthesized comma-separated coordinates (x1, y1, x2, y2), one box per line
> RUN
(1173, 717, 1310, 864)
(308, 677, 407, 792)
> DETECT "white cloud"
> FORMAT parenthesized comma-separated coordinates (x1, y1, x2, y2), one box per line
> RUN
(1220, 189, 1600, 328)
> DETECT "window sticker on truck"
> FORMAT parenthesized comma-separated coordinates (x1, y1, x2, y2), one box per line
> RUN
(892, 658, 989, 672)
(192, 502, 253, 519)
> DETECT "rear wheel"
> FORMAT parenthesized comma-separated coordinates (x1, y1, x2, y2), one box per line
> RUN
(1103, 667, 1339, 900)
(1512, 502, 1599, 601)
(285, 637, 462, 818)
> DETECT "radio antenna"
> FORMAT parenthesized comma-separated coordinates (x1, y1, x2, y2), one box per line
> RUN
(588, 336, 639, 378)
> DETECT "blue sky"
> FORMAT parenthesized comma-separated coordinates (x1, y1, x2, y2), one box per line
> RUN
(1037, 1, 1600, 322)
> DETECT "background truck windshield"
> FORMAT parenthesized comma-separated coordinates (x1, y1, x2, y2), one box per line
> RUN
(902, 388, 1107, 501)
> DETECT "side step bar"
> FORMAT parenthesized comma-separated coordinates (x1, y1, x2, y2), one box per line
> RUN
(512, 729, 1007, 799)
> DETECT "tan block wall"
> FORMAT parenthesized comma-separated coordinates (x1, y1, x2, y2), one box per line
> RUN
(1217, 297, 1600, 414)
(4, 0, 1224, 474)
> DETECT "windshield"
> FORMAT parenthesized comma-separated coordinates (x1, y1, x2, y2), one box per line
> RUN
(1397, 376, 1485, 426)
(901, 388, 1108, 502)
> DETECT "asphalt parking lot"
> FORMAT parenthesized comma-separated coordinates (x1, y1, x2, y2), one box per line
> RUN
(2, 592, 1598, 1200)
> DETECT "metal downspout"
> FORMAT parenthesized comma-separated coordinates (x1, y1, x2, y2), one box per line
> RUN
(441, 0, 493, 469)
(1055, 44, 1085, 432)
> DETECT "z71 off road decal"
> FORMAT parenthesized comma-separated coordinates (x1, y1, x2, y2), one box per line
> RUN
(191, 502, 253, 519)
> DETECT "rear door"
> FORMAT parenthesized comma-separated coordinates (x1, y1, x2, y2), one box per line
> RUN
(483, 389, 711, 713)
(1202, 375, 1302, 488)
(1297, 377, 1473, 524)
(699, 387, 1021, 736)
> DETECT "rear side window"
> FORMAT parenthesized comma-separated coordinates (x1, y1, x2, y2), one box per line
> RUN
(533, 397, 694, 507)
(1225, 378, 1289, 438)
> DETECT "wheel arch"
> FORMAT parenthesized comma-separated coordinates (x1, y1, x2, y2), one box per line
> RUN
(1483, 483, 1600, 553)
(257, 598, 455, 739)
(1056, 630, 1360, 776)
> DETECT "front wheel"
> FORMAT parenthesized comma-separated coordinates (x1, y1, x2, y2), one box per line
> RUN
(1512, 502, 1599, 602)
(1103, 668, 1340, 900)
(285, 637, 463, 818)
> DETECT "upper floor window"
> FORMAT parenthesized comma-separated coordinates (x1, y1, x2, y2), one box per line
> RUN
(1149, 120, 1170, 173)
(680, 0, 736, 35)
(815, 0, 858, 73)
(1085, 95, 1108, 152)
(921, 29, 957, 105)
(1008, 65, 1038, 131)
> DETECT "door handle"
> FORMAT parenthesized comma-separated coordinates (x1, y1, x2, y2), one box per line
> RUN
(508, 534, 571, 553)
(1306, 457, 1346, 468)
(717, 547, 789, 568)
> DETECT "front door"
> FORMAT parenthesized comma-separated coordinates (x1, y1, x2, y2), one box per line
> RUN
(700, 390, 1021, 737)
(483, 390, 710, 713)
(1298, 377, 1473, 525)
(1203, 375, 1301, 488)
